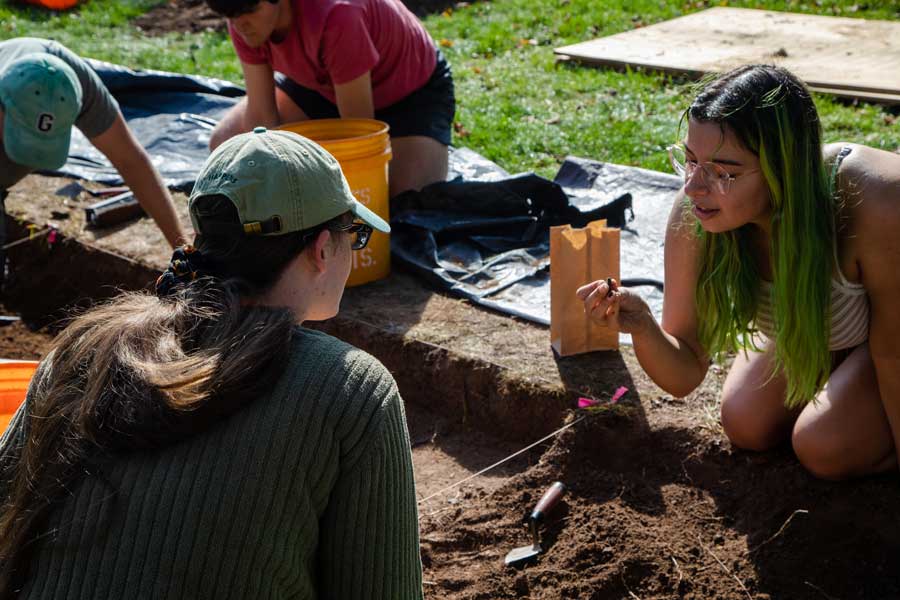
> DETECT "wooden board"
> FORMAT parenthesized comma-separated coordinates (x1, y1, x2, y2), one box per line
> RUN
(555, 7, 900, 104)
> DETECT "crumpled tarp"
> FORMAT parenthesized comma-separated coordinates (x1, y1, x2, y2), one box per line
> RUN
(56, 59, 243, 190)
(48, 61, 681, 330)
(392, 149, 681, 330)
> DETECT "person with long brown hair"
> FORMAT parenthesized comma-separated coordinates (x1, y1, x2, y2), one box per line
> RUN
(0, 128, 423, 599)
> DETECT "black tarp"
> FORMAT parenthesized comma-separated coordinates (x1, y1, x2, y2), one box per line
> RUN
(57, 59, 243, 190)
(48, 62, 681, 332)
(392, 149, 679, 331)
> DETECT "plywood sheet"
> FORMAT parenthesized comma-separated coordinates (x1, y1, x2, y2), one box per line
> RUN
(555, 7, 900, 103)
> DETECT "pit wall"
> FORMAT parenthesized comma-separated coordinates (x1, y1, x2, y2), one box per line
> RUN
(5, 217, 610, 442)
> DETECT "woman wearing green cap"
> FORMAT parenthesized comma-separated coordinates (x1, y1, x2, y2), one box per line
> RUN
(0, 38, 187, 250)
(0, 128, 422, 599)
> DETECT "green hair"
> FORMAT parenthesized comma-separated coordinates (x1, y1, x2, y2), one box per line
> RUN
(687, 65, 836, 408)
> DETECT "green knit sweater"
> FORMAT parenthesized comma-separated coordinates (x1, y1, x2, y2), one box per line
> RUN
(0, 327, 423, 599)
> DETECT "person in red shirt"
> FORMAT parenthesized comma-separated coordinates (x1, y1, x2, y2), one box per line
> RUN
(206, 0, 455, 197)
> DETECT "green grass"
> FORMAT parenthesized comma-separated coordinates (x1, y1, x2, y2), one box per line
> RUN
(2, 0, 898, 177)
(0, 0, 242, 82)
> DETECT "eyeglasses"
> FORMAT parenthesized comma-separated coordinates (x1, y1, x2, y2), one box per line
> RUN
(667, 144, 759, 196)
(331, 221, 373, 251)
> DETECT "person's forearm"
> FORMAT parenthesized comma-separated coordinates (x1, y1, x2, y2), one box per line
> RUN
(631, 313, 709, 398)
(117, 152, 188, 248)
(245, 106, 280, 130)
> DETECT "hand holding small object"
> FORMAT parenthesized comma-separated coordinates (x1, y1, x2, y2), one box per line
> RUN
(576, 277, 653, 335)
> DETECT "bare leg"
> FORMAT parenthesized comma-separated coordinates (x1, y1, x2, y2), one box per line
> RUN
(275, 86, 310, 124)
(792, 343, 896, 480)
(388, 136, 448, 198)
(720, 339, 799, 451)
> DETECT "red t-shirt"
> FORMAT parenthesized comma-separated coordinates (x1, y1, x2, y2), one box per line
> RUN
(231, 0, 437, 110)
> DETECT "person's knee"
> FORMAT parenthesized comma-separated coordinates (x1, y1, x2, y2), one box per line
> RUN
(720, 393, 786, 452)
(389, 137, 447, 196)
(791, 422, 852, 481)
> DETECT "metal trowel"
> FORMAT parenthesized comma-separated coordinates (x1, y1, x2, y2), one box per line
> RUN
(504, 481, 566, 567)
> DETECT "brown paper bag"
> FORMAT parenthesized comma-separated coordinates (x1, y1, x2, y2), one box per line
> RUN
(550, 219, 620, 356)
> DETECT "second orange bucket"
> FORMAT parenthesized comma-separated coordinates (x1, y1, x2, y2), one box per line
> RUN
(0, 360, 39, 435)
(279, 119, 392, 287)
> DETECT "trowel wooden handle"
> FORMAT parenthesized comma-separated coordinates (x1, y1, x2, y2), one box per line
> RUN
(530, 481, 565, 523)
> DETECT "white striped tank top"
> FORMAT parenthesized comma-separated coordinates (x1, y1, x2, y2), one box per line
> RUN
(755, 269, 869, 351)
(754, 146, 869, 351)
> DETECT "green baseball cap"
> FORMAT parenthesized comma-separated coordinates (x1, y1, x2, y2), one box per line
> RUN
(190, 127, 390, 237)
(0, 52, 82, 170)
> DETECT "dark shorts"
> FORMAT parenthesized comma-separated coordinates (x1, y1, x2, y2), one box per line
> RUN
(275, 49, 455, 146)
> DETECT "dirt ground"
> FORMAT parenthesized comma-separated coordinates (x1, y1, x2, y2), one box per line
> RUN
(133, 0, 464, 35)
(419, 393, 900, 599)
(7, 293, 899, 599)
(0, 307, 54, 360)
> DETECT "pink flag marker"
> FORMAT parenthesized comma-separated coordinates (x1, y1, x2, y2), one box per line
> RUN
(610, 386, 628, 404)
(577, 386, 629, 409)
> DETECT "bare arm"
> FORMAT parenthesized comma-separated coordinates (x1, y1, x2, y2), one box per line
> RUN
(242, 61, 280, 130)
(636, 191, 710, 395)
(89, 114, 187, 248)
(334, 71, 375, 120)
(848, 145, 900, 467)
(579, 191, 709, 397)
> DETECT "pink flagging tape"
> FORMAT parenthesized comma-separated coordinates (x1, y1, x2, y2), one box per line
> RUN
(577, 386, 629, 409)
(610, 386, 628, 404)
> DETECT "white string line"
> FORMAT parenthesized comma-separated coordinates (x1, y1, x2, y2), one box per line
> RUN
(417, 415, 585, 505)
(2, 227, 53, 251)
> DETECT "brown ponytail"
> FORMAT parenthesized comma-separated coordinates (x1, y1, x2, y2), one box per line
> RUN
(0, 195, 345, 596)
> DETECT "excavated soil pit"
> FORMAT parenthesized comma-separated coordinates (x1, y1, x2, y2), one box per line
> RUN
(3, 174, 899, 598)
(420, 406, 900, 599)
(0, 307, 53, 360)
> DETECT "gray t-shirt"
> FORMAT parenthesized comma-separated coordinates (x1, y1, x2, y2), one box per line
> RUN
(0, 37, 119, 190)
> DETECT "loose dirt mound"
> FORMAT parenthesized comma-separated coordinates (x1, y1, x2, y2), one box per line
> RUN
(133, 0, 464, 36)
(134, 0, 225, 35)
(421, 404, 900, 599)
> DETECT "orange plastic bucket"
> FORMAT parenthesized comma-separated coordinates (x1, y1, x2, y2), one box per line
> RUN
(279, 119, 392, 287)
(0, 361, 39, 435)
(26, 0, 79, 9)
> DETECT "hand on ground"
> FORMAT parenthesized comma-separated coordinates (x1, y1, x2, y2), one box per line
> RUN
(576, 278, 652, 335)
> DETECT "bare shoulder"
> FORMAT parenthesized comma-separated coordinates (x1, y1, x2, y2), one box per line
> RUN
(662, 190, 703, 342)
(833, 143, 900, 215)
(664, 190, 702, 271)
(665, 189, 699, 245)
(834, 144, 900, 290)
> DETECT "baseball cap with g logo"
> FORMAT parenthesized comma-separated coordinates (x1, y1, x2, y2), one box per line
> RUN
(0, 52, 83, 170)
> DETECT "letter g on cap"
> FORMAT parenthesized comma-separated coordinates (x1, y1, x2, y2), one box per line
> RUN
(37, 112, 54, 132)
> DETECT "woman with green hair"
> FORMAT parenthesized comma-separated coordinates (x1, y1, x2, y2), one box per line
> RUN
(578, 64, 900, 481)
